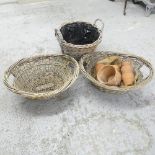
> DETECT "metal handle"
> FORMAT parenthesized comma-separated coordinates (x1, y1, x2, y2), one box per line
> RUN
(93, 19, 104, 33)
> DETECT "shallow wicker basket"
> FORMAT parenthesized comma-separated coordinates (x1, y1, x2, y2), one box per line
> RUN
(4, 54, 79, 99)
(80, 52, 154, 93)
(55, 19, 104, 60)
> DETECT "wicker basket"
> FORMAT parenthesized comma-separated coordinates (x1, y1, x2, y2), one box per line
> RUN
(3, 54, 79, 99)
(79, 52, 154, 93)
(55, 19, 104, 60)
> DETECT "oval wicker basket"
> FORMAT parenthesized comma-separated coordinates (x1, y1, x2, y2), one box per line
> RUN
(55, 19, 104, 60)
(3, 54, 79, 99)
(80, 52, 154, 93)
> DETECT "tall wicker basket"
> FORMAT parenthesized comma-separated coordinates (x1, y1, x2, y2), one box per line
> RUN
(55, 19, 104, 60)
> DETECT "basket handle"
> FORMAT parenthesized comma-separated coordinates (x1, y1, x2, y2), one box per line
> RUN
(3, 70, 19, 94)
(93, 19, 104, 33)
(55, 29, 65, 54)
(3, 58, 26, 94)
(140, 60, 154, 87)
(55, 29, 65, 43)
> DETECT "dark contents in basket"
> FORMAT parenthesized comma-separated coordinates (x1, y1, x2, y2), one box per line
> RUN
(60, 22, 100, 45)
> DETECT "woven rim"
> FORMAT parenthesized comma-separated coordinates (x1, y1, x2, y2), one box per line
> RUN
(79, 51, 154, 92)
(55, 19, 103, 49)
(3, 54, 79, 99)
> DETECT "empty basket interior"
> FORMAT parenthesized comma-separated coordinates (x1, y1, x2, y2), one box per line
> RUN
(8, 56, 75, 93)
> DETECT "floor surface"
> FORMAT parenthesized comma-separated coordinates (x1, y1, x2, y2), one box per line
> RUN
(0, 0, 155, 155)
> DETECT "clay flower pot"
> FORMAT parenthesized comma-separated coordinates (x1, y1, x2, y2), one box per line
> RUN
(96, 65, 121, 86)
(121, 61, 135, 86)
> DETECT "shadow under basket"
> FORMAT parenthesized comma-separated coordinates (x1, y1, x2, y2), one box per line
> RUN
(3, 55, 79, 99)
(55, 19, 104, 60)
(79, 52, 154, 94)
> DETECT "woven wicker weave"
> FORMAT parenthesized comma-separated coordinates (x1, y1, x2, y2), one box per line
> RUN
(55, 19, 104, 60)
(4, 54, 79, 99)
(80, 52, 154, 93)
